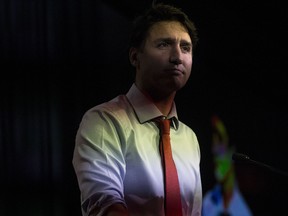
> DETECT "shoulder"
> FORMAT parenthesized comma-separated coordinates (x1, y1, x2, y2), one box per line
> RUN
(178, 120, 198, 139)
(85, 95, 131, 118)
(79, 95, 134, 132)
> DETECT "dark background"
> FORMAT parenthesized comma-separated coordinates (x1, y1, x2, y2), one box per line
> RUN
(1, 0, 288, 215)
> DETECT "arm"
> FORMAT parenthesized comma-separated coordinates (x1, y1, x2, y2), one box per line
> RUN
(193, 139, 203, 216)
(72, 108, 127, 215)
(103, 203, 129, 216)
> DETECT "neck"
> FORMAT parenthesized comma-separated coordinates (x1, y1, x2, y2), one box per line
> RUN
(154, 96, 175, 116)
(140, 87, 176, 116)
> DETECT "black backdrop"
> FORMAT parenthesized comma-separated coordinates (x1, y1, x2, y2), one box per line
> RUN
(1, 0, 288, 215)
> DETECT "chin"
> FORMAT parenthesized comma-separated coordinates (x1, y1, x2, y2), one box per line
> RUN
(173, 81, 186, 91)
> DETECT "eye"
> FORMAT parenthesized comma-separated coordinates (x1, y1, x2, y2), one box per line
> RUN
(181, 45, 192, 53)
(157, 41, 169, 48)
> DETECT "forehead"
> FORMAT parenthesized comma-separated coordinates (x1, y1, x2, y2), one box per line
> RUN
(147, 21, 191, 42)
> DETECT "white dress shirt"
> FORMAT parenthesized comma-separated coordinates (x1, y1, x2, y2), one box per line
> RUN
(72, 83, 202, 216)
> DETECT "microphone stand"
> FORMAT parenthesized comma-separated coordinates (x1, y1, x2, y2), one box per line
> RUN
(232, 153, 288, 178)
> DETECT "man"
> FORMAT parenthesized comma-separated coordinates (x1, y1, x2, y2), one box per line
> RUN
(72, 3, 202, 215)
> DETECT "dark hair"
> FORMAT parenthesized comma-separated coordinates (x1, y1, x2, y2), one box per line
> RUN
(129, 3, 198, 51)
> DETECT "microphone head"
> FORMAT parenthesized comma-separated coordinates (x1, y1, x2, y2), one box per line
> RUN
(232, 153, 250, 162)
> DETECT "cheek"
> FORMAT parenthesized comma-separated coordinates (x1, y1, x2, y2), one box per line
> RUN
(139, 53, 165, 71)
(185, 56, 193, 70)
(148, 52, 166, 63)
(183, 60, 192, 80)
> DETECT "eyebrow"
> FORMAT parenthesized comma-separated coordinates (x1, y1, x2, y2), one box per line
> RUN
(154, 38, 192, 46)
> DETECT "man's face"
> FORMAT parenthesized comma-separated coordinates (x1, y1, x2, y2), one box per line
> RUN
(133, 21, 193, 98)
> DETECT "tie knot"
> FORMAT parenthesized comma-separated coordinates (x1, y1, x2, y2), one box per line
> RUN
(158, 118, 171, 135)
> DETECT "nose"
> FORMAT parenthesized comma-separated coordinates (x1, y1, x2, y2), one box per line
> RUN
(169, 45, 183, 65)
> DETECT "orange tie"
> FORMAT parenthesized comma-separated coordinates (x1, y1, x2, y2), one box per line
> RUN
(157, 118, 183, 216)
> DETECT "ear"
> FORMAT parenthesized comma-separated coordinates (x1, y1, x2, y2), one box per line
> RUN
(129, 47, 138, 67)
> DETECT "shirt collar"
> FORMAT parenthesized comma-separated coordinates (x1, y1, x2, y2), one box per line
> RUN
(126, 83, 179, 130)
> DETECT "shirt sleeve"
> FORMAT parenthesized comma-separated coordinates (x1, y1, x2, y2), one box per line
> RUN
(191, 134, 203, 216)
(192, 170, 202, 216)
(72, 107, 127, 215)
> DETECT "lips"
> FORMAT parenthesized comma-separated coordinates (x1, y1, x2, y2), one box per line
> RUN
(165, 68, 184, 75)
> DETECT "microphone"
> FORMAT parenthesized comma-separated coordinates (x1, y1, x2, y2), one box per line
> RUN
(232, 152, 288, 178)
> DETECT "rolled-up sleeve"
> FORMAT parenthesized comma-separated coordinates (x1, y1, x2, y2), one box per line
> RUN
(72, 108, 127, 215)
